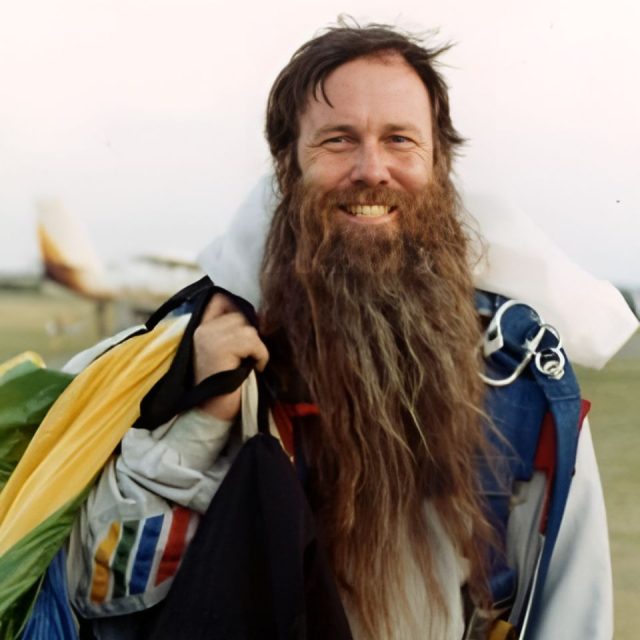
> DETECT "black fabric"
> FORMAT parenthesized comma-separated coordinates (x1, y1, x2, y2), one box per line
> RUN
(150, 434, 352, 640)
(114, 276, 218, 348)
(145, 275, 217, 330)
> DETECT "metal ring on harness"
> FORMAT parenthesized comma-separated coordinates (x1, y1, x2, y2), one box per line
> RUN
(480, 300, 566, 387)
(534, 347, 566, 380)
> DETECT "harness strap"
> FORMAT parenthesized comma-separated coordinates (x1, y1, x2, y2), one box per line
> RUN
(474, 291, 583, 638)
(519, 360, 580, 634)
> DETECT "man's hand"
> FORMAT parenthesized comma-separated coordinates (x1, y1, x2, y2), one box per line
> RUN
(193, 293, 269, 421)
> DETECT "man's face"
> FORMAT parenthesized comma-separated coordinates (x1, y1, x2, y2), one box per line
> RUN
(296, 53, 435, 228)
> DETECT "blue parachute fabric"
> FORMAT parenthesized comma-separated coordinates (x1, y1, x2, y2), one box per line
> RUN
(20, 544, 78, 639)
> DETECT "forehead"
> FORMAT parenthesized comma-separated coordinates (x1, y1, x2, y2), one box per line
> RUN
(300, 53, 433, 136)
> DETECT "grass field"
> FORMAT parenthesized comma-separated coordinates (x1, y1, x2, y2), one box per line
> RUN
(1, 287, 638, 636)
(0, 286, 103, 369)
(576, 341, 640, 639)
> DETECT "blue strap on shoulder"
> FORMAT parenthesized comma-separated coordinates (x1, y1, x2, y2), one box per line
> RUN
(476, 291, 582, 637)
(525, 346, 581, 633)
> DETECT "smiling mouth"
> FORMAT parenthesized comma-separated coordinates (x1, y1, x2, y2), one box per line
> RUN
(340, 204, 396, 218)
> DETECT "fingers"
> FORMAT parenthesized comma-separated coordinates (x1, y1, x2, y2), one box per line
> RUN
(192, 293, 268, 421)
(195, 322, 268, 370)
(239, 327, 269, 372)
(200, 295, 267, 367)
(193, 296, 269, 385)
(201, 293, 239, 323)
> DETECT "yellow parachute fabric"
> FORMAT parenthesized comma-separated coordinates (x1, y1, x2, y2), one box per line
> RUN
(0, 314, 189, 556)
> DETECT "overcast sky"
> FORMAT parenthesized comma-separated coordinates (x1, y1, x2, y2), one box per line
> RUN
(1, 0, 638, 286)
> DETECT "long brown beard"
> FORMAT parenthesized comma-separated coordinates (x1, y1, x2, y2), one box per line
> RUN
(260, 172, 494, 637)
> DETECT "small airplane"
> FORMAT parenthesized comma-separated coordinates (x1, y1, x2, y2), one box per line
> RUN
(36, 200, 204, 333)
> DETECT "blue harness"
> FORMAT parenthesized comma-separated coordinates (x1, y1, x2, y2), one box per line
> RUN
(472, 290, 584, 638)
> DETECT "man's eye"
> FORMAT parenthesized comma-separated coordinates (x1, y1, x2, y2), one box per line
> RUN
(323, 136, 349, 145)
(389, 135, 411, 144)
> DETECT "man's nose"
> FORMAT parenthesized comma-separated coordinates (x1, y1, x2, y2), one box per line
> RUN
(349, 143, 391, 187)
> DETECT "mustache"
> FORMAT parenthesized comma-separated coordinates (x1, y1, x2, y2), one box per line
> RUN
(302, 185, 433, 221)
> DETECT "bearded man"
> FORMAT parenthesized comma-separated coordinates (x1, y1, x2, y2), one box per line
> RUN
(65, 23, 616, 640)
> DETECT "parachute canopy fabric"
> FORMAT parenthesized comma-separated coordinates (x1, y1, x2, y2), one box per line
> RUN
(0, 352, 45, 380)
(0, 353, 72, 492)
(0, 315, 189, 636)
(0, 353, 74, 638)
(0, 314, 189, 551)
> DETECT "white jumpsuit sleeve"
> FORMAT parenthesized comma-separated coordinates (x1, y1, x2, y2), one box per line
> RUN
(115, 408, 236, 514)
(67, 408, 237, 618)
(530, 419, 614, 639)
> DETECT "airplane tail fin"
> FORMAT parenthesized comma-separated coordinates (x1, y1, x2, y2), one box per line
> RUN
(36, 200, 113, 300)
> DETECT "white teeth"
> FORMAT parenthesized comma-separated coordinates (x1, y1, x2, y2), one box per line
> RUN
(346, 205, 391, 217)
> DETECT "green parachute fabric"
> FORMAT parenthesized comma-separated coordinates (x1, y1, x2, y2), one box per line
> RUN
(0, 353, 73, 492)
(0, 353, 74, 638)
(0, 316, 188, 639)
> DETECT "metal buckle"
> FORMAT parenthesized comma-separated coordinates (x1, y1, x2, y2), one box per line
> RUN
(480, 300, 565, 387)
(534, 345, 566, 380)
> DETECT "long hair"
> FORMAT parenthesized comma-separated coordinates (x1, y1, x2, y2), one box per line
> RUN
(260, 168, 495, 637)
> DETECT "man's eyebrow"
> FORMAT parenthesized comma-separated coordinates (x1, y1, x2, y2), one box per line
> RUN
(380, 123, 425, 136)
(311, 124, 358, 139)
(310, 123, 426, 139)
